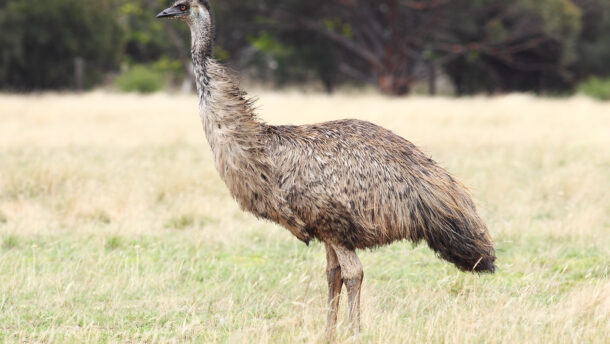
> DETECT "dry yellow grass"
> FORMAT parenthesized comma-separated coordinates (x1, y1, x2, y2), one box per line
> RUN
(0, 92, 608, 343)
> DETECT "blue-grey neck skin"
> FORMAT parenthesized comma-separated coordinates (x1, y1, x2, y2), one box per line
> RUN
(184, 3, 214, 98)
(189, 15, 214, 61)
(191, 31, 211, 103)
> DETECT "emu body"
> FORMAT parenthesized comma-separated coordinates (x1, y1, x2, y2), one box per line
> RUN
(158, 0, 495, 338)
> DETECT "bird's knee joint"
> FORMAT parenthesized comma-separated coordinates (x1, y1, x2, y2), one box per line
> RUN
(326, 266, 341, 281)
(343, 273, 363, 289)
(341, 266, 363, 281)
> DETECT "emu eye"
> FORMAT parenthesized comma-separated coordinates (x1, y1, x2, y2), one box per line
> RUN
(179, 4, 188, 11)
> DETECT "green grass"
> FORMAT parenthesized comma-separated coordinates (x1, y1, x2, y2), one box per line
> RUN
(105, 235, 123, 251)
(164, 214, 213, 230)
(2, 235, 18, 250)
(0, 232, 606, 342)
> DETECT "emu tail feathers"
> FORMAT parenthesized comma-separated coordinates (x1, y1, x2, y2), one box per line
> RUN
(411, 178, 496, 273)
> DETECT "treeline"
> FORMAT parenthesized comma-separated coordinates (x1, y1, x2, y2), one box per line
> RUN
(1, 0, 609, 95)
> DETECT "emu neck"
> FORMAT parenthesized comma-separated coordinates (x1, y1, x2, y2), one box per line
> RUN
(190, 25, 265, 179)
(190, 24, 213, 103)
(190, 22, 213, 61)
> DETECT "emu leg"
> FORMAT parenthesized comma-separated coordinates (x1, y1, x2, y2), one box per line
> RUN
(333, 245, 363, 336)
(325, 243, 342, 341)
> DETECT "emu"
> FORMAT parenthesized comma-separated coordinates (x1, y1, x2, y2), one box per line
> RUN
(157, 0, 495, 338)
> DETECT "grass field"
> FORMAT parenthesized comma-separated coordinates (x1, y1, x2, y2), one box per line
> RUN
(0, 92, 608, 343)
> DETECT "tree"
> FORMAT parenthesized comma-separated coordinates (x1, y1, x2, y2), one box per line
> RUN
(443, 0, 582, 94)
(272, 0, 446, 95)
(0, 0, 123, 90)
(571, 0, 610, 80)
(0, 0, 602, 95)
(222, 0, 581, 95)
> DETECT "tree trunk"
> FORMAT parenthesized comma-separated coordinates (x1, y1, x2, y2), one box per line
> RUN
(377, 72, 411, 96)
(428, 62, 437, 96)
(377, 0, 411, 96)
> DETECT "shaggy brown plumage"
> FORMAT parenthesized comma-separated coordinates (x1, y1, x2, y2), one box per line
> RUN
(158, 0, 495, 338)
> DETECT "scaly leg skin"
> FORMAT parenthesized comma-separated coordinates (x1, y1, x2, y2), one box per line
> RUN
(325, 243, 343, 342)
(332, 245, 363, 336)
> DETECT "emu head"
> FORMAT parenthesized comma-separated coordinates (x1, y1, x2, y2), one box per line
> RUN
(157, 0, 214, 55)
(156, 0, 211, 24)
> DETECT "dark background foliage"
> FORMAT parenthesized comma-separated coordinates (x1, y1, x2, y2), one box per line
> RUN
(0, 0, 609, 95)
(0, 0, 122, 90)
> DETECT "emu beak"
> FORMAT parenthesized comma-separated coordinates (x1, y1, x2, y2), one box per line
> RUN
(156, 6, 182, 19)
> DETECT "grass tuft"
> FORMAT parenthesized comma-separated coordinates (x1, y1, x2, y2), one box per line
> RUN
(164, 214, 212, 230)
(105, 235, 123, 251)
(2, 235, 18, 250)
(165, 214, 196, 230)
(83, 210, 111, 225)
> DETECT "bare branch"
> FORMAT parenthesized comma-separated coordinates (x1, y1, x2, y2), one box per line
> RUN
(274, 10, 383, 68)
(400, 0, 449, 10)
